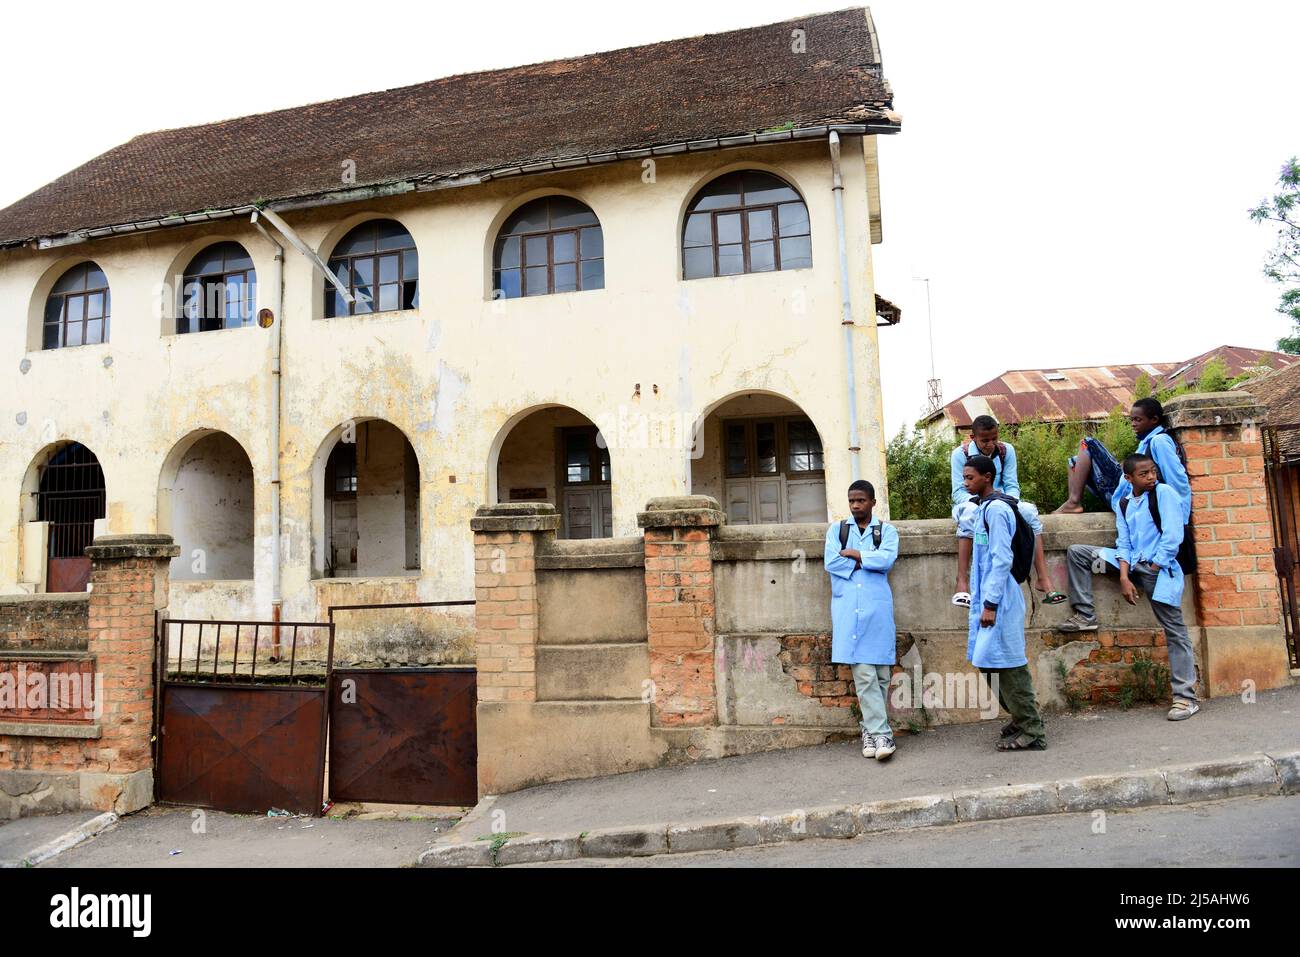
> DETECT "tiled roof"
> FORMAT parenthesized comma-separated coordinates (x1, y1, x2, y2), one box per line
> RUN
(926, 346, 1299, 430)
(0, 7, 897, 247)
(1237, 358, 1300, 459)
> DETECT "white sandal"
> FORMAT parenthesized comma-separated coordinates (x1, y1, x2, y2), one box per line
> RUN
(952, 592, 972, 608)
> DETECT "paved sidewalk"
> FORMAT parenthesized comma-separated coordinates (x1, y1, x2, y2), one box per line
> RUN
(0, 810, 108, 867)
(467, 686, 1300, 839)
(43, 805, 460, 868)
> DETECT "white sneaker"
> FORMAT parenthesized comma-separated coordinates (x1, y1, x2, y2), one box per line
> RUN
(861, 730, 877, 758)
(1167, 699, 1200, 721)
(874, 735, 897, 761)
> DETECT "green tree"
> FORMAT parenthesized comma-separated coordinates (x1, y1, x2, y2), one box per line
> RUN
(1132, 372, 1154, 400)
(885, 428, 952, 519)
(1195, 356, 1231, 393)
(1249, 156, 1300, 353)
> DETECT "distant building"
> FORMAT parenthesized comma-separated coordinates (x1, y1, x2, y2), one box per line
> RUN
(920, 345, 1297, 440)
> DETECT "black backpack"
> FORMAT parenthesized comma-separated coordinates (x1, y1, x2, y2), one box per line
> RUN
(1119, 486, 1198, 574)
(979, 493, 1035, 584)
(838, 520, 883, 570)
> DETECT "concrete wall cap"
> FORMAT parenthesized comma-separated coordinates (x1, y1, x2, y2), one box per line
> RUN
(84, 534, 179, 560)
(1164, 391, 1265, 429)
(645, 495, 721, 512)
(637, 496, 725, 529)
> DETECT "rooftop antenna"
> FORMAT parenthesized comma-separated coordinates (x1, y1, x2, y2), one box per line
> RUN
(912, 276, 942, 416)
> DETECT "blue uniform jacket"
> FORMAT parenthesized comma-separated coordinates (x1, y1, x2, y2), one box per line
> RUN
(967, 497, 1027, 668)
(949, 442, 1020, 508)
(1111, 426, 1192, 524)
(824, 516, 900, 665)
(1098, 483, 1186, 608)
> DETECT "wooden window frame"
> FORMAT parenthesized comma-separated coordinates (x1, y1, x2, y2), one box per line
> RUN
(682, 173, 812, 280)
(325, 223, 419, 318)
(721, 416, 825, 479)
(43, 267, 110, 350)
(180, 244, 256, 333)
(493, 198, 605, 299)
(558, 425, 610, 488)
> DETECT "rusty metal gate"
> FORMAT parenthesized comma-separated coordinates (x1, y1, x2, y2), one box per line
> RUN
(326, 602, 478, 807)
(1263, 424, 1300, 669)
(155, 619, 333, 815)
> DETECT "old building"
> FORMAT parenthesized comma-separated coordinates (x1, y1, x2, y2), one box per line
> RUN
(0, 8, 900, 653)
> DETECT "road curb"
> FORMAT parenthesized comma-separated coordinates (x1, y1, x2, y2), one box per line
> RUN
(0, 811, 119, 868)
(415, 749, 1300, 867)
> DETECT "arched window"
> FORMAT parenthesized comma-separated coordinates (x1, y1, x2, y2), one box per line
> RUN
(682, 171, 811, 279)
(325, 220, 419, 317)
(43, 263, 110, 349)
(493, 197, 604, 299)
(179, 242, 256, 333)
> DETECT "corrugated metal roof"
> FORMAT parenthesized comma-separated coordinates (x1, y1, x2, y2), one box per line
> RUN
(925, 346, 1299, 430)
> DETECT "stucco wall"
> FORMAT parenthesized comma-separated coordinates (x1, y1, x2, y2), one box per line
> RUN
(0, 137, 888, 630)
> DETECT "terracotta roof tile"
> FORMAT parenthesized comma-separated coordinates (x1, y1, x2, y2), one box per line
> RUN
(0, 8, 897, 247)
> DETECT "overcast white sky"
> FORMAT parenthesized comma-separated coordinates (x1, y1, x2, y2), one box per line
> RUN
(3, 0, 1296, 436)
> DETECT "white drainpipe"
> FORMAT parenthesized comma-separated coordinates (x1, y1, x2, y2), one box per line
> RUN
(828, 131, 862, 481)
(250, 214, 285, 631)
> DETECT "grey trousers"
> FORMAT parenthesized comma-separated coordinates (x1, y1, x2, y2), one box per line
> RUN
(851, 663, 893, 736)
(1065, 543, 1198, 702)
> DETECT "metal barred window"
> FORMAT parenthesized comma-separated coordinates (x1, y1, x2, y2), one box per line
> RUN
(493, 197, 605, 299)
(179, 242, 257, 333)
(682, 171, 811, 279)
(43, 263, 110, 349)
(37, 443, 106, 559)
(325, 220, 419, 317)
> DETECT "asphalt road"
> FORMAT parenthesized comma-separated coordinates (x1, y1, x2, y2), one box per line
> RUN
(522, 794, 1300, 867)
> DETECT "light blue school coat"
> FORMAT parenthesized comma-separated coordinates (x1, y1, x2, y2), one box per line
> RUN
(824, 517, 900, 665)
(949, 442, 1020, 508)
(1097, 482, 1186, 608)
(966, 497, 1027, 669)
(1111, 426, 1192, 524)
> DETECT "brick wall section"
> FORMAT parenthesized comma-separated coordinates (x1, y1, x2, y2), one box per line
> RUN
(1164, 392, 1291, 696)
(643, 526, 717, 726)
(473, 531, 540, 703)
(470, 504, 559, 706)
(778, 635, 857, 711)
(1179, 428, 1279, 628)
(638, 496, 725, 727)
(0, 596, 88, 652)
(0, 535, 176, 776)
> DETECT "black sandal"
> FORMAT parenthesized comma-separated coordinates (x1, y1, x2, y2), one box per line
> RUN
(996, 734, 1046, 752)
(1000, 721, 1021, 738)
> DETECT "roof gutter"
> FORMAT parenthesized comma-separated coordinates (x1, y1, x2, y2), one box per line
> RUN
(828, 130, 862, 483)
(14, 121, 900, 251)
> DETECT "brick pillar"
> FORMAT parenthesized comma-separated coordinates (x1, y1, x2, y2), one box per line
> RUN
(84, 533, 179, 812)
(1164, 392, 1291, 696)
(636, 495, 725, 727)
(470, 503, 558, 704)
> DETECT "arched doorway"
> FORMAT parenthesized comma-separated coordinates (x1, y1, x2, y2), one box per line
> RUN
(314, 419, 421, 578)
(691, 393, 828, 525)
(493, 406, 611, 539)
(158, 431, 255, 580)
(31, 443, 106, 592)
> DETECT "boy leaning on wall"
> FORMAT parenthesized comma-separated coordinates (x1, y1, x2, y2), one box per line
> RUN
(824, 480, 901, 761)
(1058, 452, 1199, 721)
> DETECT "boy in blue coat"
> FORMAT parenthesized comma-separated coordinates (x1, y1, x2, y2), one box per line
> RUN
(1059, 452, 1199, 720)
(824, 480, 901, 761)
(963, 455, 1047, 751)
(949, 415, 1064, 608)
(1055, 398, 1192, 523)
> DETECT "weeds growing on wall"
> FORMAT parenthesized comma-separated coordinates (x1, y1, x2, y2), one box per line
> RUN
(887, 408, 1139, 519)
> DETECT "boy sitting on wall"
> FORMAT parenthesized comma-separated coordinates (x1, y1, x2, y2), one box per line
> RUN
(1058, 452, 1199, 720)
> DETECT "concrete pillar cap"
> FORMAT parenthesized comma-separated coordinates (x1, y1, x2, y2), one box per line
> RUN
(85, 534, 180, 560)
(637, 495, 726, 529)
(471, 503, 561, 532)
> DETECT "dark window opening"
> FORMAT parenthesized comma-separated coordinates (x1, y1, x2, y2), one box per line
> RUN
(179, 242, 256, 333)
(37, 443, 106, 559)
(722, 416, 823, 477)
